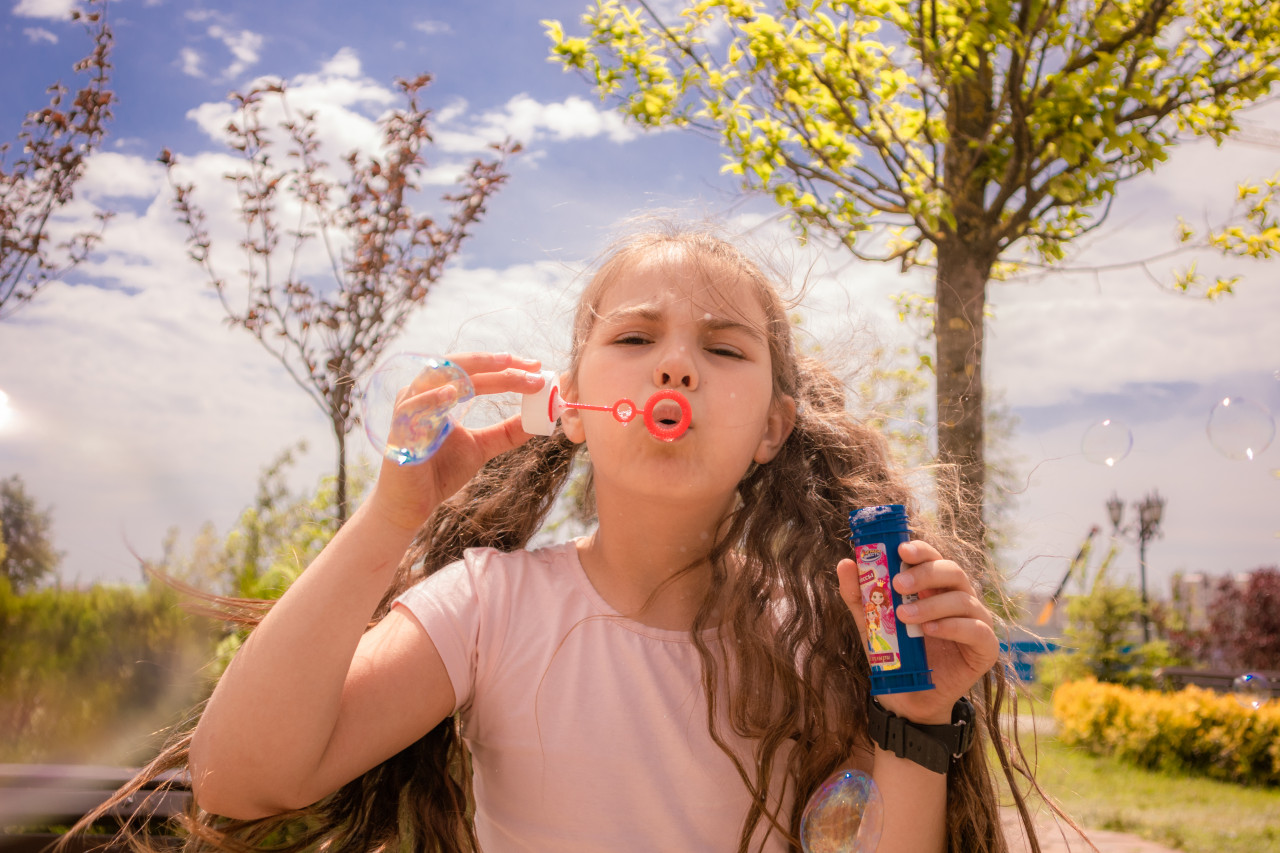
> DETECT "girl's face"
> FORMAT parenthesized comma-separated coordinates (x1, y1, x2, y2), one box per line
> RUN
(870, 589, 886, 606)
(563, 253, 795, 507)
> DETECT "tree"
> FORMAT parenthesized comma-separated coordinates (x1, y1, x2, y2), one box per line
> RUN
(0, 475, 63, 591)
(545, 0, 1280, 549)
(1036, 581, 1177, 689)
(0, 0, 114, 320)
(161, 75, 518, 524)
(1173, 567, 1280, 671)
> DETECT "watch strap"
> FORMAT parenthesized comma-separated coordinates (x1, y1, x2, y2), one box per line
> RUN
(866, 696, 973, 774)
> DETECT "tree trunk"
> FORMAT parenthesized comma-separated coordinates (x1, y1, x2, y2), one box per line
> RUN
(933, 241, 993, 552)
(334, 416, 349, 527)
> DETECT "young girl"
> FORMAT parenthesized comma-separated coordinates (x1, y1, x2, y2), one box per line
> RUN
(73, 222, 1056, 852)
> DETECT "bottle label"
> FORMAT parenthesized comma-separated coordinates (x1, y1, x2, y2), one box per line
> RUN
(855, 542, 902, 671)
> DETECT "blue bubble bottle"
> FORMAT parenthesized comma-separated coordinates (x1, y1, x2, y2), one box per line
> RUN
(848, 505, 934, 695)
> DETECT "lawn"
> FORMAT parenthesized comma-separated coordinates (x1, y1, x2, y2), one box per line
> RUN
(1001, 694, 1280, 853)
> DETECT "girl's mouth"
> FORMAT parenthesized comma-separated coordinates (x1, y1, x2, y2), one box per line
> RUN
(643, 390, 692, 441)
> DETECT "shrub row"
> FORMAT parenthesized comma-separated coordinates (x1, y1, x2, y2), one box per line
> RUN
(0, 578, 216, 763)
(1052, 678, 1280, 786)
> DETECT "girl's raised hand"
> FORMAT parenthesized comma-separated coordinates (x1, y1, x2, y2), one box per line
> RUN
(367, 352, 545, 532)
(837, 541, 999, 725)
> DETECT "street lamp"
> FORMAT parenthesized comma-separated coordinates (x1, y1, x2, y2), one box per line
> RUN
(1107, 490, 1166, 643)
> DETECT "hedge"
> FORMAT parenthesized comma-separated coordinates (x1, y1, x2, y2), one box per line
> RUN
(1052, 678, 1280, 786)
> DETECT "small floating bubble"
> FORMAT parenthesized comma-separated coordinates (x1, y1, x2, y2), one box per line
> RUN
(1081, 419, 1133, 467)
(1207, 397, 1275, 461)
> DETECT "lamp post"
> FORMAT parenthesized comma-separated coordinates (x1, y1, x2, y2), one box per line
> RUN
(1107, 490, 1166, 643)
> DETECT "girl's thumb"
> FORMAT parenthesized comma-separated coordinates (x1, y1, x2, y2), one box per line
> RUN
(837, 558, 869, 643)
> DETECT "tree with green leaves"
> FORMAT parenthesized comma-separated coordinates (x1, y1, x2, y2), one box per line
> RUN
(0, 475, 62, 591)
(162, 75, 518, 524)
(546, 0, 1280, 549)
(0, 0, 114, 321)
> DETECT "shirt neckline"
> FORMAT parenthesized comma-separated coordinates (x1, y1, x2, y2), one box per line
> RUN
(562, 538, 722, 644)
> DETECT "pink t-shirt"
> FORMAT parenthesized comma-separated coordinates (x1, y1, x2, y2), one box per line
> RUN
(395, 541, 792, 852)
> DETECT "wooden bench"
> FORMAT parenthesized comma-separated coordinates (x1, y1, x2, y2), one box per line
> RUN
(1153, 667, 1280, 696)
(0, 764, 188, 852)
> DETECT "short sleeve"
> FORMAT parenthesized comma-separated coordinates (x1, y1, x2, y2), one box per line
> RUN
(394, 549, 504, 714)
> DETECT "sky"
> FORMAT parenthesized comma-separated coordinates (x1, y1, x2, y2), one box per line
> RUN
(0, 0, 1277, 605)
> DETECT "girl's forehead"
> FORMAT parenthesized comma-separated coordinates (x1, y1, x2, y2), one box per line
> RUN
(595, 258, 765, 322)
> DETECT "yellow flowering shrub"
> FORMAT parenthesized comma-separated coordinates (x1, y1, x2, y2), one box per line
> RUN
(1053, 679, 1280, 785)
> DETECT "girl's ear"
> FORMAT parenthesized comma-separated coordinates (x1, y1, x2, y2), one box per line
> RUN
(753, 393, 797, 464)
(559, 373, 587, 444)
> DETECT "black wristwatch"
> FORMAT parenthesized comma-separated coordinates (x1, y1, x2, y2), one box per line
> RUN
(866, 695, 975, 774)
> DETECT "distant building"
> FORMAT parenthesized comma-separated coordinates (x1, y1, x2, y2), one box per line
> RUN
(1169, 571, 1250, 630)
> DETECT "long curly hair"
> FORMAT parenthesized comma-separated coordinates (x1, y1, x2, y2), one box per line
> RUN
(64, 220, 1064, 852)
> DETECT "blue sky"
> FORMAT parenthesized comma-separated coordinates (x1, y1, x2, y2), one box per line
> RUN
(1, 0, 1277, 602)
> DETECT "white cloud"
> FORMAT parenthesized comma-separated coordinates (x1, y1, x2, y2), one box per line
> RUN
(207, 24, 264, 80)
(434, 94, 638, 154)
(180, 46, 204, 78)
(413, 20, 452, 36)
(13, 0, 76, 20)
(23, 26, 58, 44)
(79, 151, 167, 199)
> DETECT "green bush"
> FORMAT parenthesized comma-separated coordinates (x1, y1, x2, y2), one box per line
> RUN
(0, 577, 216, 763)
(1053, 678, 1280, 786)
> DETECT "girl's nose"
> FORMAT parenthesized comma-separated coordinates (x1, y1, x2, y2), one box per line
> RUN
(654, 345, 698, 390)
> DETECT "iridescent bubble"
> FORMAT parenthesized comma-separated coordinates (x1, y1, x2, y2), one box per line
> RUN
(1081, 419, 1133, 467)
(1206, 397, 1275, 461)
(359, 354, 475, 466)
(1233, 672, 1272, 710)
(800, 769, 884, 853)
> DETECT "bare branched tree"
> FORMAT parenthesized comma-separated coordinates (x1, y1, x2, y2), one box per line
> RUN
(0, 0, 115, 321)
(161, 74, 519, 524)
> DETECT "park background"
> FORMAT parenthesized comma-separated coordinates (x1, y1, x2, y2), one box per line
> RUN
(1, 1, 1278, 851)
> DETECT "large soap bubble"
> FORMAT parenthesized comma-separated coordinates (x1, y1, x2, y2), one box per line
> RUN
(359, 354, 475, 466)
(1207, 397, 1275, 461)
(800, 769, 884, 853)
(1081, 418, 1133, 467)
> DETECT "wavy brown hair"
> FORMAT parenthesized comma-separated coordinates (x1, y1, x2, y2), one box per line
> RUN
(63, 221, 1067, 852)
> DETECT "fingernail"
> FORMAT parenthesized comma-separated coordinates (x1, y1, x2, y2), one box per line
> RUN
(896, 573, 915, 592)
(899, 603, 918, 619)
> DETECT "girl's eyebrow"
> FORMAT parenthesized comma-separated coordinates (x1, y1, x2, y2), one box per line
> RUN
(600, 304, 766, 342)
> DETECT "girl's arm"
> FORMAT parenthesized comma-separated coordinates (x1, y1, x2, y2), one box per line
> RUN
(189, 353, 545, 819)
(837, 541, 999, 853)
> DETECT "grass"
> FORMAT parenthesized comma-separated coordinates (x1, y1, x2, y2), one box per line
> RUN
(999, 692, 1280, 853)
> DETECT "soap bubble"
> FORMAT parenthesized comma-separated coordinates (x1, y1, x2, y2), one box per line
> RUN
(360, 354, 475, 466)
(1233, 672, 1272, 710)
(1207, 397, 1275, 461)
(800, 769, 883, 853)
(1081, 419, 1133, 467)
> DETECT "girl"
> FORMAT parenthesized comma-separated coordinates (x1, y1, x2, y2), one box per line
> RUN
(72, 222, 1057, 852)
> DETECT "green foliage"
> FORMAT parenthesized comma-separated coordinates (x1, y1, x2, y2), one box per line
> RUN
(547, 0, 1280, 271)
(0, 576, 215, 763)
(156, 443, 367, 674)
(0, 474, 62, 591)
(1037, 582, 1182, 690)
(1053, 679, 1280, 787)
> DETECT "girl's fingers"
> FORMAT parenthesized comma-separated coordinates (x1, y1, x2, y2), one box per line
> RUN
(895, 589, 992, 629)
(446, 351, 541, 379)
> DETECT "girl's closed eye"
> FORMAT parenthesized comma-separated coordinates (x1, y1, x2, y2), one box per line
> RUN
(612, 332, 653, 346)
(706, 343, 745, 359)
